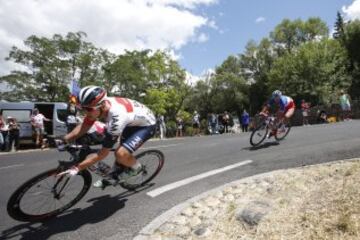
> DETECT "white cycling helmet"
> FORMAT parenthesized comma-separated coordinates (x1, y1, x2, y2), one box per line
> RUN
(78, 86, 107, 107)
(272, 90, 282, 97)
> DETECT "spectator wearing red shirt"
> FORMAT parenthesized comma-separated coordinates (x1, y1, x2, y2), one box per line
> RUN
(301, 99, 310, 126)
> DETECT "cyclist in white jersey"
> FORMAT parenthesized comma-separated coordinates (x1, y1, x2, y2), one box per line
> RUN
(58, 86, 157, 188)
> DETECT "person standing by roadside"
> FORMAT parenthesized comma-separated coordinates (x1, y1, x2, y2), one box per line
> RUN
(222, 111, 230, 133)
(176, 116, 183, 138)
(209, 113, 218, 135)
(301, 99, 311, 125)
(66, 104, 81, 133)
(241, 110, 250, 132)
(158, 115, 166, 139)
(7, 117, 20, 151)
(192, 111, 201, 136)
(339, 90, 352, 121)
(0, 114, 6, 151)
(31, 108, 51, 148)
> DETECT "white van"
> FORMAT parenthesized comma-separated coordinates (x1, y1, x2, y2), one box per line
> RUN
(0, 101, 68, 145)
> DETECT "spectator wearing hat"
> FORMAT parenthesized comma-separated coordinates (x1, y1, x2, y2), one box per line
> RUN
(7, 117, 20, 151)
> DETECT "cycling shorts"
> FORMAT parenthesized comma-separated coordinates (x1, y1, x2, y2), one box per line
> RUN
(284, 101, 295, 113)
(121, 125, 156, 153)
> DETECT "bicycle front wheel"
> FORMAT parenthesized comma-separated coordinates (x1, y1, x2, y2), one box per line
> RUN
(250, 123, 268, 147)
(7, 168, 92, 222)
(120, 150, 164, 190)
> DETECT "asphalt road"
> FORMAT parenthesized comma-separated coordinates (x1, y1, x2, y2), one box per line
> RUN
(1, 121, 360, 240)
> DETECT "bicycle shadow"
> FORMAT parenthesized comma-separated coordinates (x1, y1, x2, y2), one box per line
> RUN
(1, 184, 154, 240)
(244, 141, 280, 151)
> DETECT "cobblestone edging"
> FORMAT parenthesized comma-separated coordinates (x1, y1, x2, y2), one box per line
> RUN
(133, 170, 277, 240)
(132, 158, 358, 240)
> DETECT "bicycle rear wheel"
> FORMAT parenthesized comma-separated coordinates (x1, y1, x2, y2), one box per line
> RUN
(120, 150, 164, 190)
(250, 123, 268, 147)
(275, 122, 291, 141)
(7, 168, 92, 222)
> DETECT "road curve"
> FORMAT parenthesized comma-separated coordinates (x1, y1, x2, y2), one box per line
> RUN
(0, 121, 359, 240)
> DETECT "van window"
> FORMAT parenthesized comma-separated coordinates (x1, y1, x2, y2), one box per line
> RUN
(2, 110, 31, 122)
(57, 109, 67, 122)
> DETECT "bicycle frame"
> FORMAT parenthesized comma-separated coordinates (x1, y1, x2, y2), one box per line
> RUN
(57, 144, 115, 178)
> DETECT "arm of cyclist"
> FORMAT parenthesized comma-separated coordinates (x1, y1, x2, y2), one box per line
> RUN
(57, 147, 111, 176)
(63, 116, 95, 143)
(77, 147, 111, 171)
(260, 105, 270, 117)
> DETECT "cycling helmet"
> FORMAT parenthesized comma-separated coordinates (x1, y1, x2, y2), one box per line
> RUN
(78, 86, 107, 107)
(272, 90, 282, 97)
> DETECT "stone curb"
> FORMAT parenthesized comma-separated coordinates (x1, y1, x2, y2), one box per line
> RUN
(131, 171, 277, 240)
(131, 158, 357, 240)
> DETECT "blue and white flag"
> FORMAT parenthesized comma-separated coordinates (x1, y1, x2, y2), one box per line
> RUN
(70, 79, 81, 97)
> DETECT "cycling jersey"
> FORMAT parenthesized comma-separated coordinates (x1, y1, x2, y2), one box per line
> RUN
(268, 96, 295, 112)
(84, 97, 156, 151)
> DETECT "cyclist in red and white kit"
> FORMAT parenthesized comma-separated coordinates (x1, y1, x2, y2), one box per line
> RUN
(260, 90, 295, 136)
(58, 86, 157, 188)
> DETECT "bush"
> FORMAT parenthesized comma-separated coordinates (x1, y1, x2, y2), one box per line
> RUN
(185, 126, 193, 136)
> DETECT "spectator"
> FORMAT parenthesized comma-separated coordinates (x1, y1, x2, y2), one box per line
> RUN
(158, 115, 166, 139)
(0, 114, 6, 151)
(209, 113, 218, 135)
(301, 99, 311, 125)
(317, 110, 328, 124)
(339, 90, 352, 121)
(241, 110, 250, 132)
(176, 116, 183, 138)
(222, 111, 230, 133)
(7, 117, 20, 151)
(66, 103, 81, 133)
(192, 111, 201, 136)
(31, 108, 51, 148)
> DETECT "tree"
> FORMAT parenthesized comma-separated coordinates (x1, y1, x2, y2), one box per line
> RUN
(343, 20, 360, 99)
(0, 32, 109, 101)
(239, 38, 274, 113)
(333, 11, 346, 42)
(268, 39, 351, 104)
(270, 18, 328, 54)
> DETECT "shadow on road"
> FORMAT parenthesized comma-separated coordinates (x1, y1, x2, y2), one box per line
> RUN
(1, 184, 154, 240)
(243, 141, 280, 151)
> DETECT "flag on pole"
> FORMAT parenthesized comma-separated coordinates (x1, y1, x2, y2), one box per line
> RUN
(71, 79, 81, 96)
(69, 79, 81, 104)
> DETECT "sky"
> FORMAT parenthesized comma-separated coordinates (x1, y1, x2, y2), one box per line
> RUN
(0, 0, 360, 83)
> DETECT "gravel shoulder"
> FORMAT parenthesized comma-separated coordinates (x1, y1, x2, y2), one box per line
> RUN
(135, 158, 360, 240)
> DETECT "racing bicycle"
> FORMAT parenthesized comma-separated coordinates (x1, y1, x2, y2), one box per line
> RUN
(7, 141, 164, 222)
(250, 113, 291, 147)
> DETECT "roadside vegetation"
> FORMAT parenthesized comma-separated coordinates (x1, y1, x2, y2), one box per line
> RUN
(215, 160, 360, 240)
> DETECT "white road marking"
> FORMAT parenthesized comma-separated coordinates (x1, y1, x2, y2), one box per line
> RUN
(142, 143, 180, 150)
(147, 160, 253, 198)
(0, 164, 24, 170)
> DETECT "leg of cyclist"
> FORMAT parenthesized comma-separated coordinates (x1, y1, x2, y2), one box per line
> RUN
(93, 125, 156, 188)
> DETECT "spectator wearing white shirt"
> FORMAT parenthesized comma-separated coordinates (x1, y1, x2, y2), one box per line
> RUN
(31, 108, 51, 148)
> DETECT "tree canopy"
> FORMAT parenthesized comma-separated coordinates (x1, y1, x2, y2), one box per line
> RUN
(1, 13, 358, 123)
